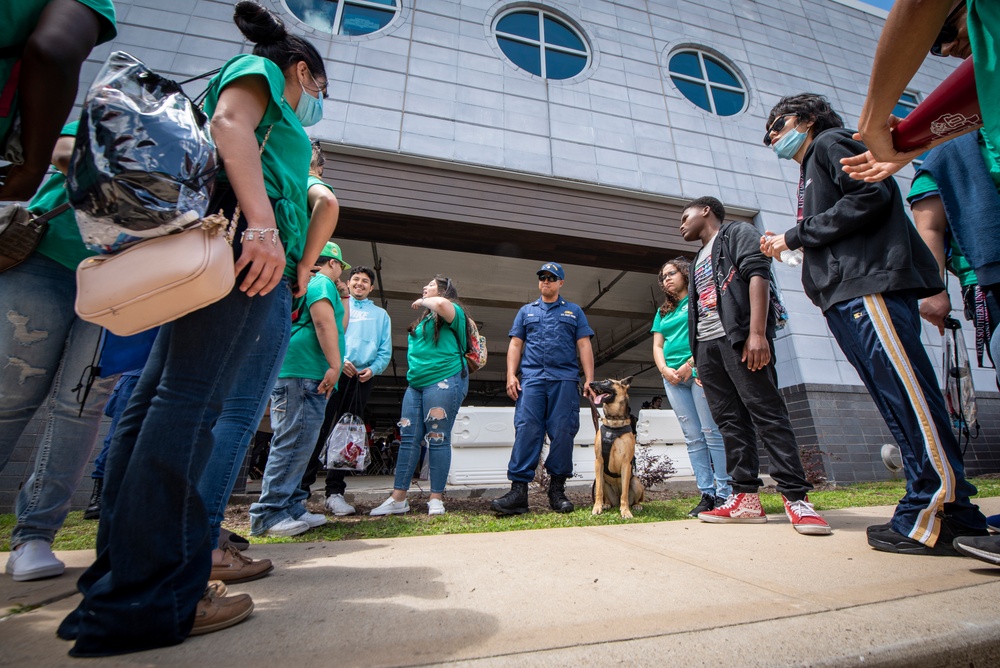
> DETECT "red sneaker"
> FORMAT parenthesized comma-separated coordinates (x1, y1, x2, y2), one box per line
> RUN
(783, 495, 832, 535)
(698, 493, 767, 523)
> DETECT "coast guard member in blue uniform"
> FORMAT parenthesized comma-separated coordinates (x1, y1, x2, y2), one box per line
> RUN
(491, 262, 596, 515)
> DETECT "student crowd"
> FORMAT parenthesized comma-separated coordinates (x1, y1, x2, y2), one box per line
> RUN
(1, 0, 999, 658)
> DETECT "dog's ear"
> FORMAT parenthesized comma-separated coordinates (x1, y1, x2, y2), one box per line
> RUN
(620, 376, 633, 388)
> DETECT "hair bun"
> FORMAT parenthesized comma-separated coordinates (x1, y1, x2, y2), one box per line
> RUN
(233, 1, 287, 45)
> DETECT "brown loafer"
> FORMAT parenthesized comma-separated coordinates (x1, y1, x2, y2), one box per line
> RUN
(189, 585, 254, 636)
(210, 544, 273, 584)
(220, 527, 250, 551)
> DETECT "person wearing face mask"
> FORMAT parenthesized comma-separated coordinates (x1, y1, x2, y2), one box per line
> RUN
(760, 93, 989, 558)
(56, 1, 332, 655)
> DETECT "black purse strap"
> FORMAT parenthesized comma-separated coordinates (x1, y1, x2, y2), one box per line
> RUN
(31, 201, 71, 225)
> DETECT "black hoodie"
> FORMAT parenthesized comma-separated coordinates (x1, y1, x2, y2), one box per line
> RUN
(783, 128, 943, 312)
(688, 220, 776, 358)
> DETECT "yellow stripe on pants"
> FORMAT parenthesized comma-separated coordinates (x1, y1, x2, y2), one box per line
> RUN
(863, 294, 954, 546)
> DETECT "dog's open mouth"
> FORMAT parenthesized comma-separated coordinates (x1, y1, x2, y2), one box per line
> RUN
(592, 393, 611, 405)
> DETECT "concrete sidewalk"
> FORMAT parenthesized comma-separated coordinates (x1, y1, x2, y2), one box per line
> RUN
(3, 499, 1000, 667)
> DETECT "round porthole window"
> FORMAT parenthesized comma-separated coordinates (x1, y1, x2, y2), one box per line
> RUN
(285, 0, 399, 36)
(667, 49, 747, 116)
(493, 8, 589, 80)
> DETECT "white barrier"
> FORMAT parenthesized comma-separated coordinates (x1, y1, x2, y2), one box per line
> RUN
(448, 406, 693, 484)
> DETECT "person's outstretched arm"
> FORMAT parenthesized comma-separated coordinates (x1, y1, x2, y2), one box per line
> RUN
(1, 0, 102, 201)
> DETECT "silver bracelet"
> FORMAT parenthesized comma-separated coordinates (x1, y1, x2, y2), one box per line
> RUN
(241, 228, 279, 245)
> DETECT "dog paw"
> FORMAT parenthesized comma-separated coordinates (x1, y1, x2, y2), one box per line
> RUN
(632, 504, 643, 513)
(591, 505, 603, 516)
(620, 509, 634, 519)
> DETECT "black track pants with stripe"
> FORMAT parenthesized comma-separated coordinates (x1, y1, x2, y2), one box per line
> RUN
(825, 292, 986, 547)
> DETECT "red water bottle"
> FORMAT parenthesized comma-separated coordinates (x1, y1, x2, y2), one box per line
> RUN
(892, 57, 982, 152)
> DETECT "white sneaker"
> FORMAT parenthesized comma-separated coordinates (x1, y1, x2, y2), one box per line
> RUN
(370, 497, 409, 516)
(325, 494, 356, 516)
(297, 511, 327, 528)
(5, 540, 65, 582)
(264, 518, 310, 537)
(428, 499, 446, 516)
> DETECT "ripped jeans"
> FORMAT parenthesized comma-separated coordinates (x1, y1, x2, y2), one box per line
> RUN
(0, 253, 115, 548)
(393, 370, 468, 494)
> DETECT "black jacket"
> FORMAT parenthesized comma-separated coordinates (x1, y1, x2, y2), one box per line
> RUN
(688, 220, 776, 358)
(784, 128, 943, 312)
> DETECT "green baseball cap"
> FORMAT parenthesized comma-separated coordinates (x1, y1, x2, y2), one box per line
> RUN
(319, 241, 350, 270)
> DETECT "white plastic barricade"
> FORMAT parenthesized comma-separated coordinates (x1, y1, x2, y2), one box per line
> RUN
(635, 409, 693, 476)
(448, 407, 692, 484)
(448, 406, 516, 485)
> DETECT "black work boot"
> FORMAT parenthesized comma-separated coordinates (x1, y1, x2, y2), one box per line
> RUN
(548, 476, 574, 513)
(83, 478, 103, 521)
(490, 482, 529, 515)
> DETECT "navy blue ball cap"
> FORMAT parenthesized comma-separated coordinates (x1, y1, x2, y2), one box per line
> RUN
(536, 262, 565, 280)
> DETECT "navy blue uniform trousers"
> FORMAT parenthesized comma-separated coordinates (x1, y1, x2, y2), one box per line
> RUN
(826, 293, 986, 547)
(507, 378, 580, 482)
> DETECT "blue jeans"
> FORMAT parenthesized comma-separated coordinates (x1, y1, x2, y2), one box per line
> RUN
(249, 377, 329, 535)
(662, 378, 731, 498)
(507, 378, 580, 482)
(393, 370, 469, 494)
(91, 371, 141, 480)
(200, 287, 289, 546)
(59, 275, 291, 656)
(0, 253, 115, 548)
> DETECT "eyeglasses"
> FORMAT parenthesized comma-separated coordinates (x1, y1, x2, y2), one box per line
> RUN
(659, 270, 679, 281)
(305, 70, 329, 99)
(930, 5, 964, 56)
(538, 274, 560, 283)
(763, 114, 796, 146)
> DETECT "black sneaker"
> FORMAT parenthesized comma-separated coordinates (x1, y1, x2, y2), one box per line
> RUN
(867, 521, 988, 556)
(953, 535, 1000, 565)
(688, 493, 716, 517)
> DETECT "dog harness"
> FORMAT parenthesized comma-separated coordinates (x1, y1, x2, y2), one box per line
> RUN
(599, 422, 634, 479)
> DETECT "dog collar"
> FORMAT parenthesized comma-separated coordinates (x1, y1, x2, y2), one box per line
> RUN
(601, 417, 631, 428)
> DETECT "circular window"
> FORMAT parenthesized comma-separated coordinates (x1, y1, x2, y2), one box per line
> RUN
(494, 8, 589, 79)
(667, 50, 746, 116)
(285, 0, 399, 36)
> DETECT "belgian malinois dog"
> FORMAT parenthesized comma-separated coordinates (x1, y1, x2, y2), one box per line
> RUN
(589, 377, 644, 518)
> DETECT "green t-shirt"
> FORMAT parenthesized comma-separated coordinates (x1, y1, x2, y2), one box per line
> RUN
(280, 273, 346, 381)
(202, 54, 311, 280)
(307, 175, 334, 194)
(0, 0, 116, 145)
(650, 297, 695, 371)
(968, 0, 999, 156)
(30, 122, 96, 270)
(406, 303, 467, 389)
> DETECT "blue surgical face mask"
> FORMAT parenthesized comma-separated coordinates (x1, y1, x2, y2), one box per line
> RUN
(295, 79, 324, 127)
(773, 126, 808, 160)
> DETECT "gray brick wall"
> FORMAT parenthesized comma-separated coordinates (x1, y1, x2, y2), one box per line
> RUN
(778, 384, 1000, 485)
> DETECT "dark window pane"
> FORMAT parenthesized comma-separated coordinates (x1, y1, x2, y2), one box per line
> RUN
(497, 11, 540, 40)
(543, 17, 584, 51)
(340, 4, 394, 34)
(672, 77, 711, 111)
(668, 52, 701, 78)
(892, 102, 915, 118)
(287, 0, 338, 32)
(498, 37, 541, 75)
(545, 49, 587, 79)
(711, 87, 745, 116)
(703, 56, 740, 88)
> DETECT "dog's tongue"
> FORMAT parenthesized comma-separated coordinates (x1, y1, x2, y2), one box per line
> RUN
(593, 393, 610, 405)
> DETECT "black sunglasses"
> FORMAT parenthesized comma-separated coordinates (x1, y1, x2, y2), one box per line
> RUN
(931, 4, 964, 56)
(763, 114, 797, 146)
(538, 274, 559, 283)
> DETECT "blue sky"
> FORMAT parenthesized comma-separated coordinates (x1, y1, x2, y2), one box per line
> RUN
(861, 0, 894, 10)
